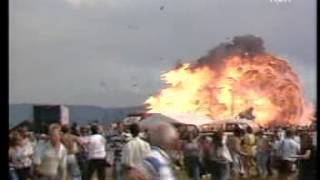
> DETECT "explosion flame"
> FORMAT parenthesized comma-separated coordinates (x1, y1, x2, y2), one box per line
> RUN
(145, 35, 314, 126)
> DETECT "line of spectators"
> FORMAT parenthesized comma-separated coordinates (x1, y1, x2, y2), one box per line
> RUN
(9, 122, 317, 180)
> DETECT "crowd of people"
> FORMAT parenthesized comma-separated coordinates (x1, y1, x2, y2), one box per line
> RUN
(9, 121, 317, 180)
(180, 125, 316, 180)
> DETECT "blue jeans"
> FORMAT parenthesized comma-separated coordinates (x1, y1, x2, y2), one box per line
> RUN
(76, 152, 88, 180)
(184, 156, 201, 180)
(256, 151, 269, 177)
(211, 161, 230, 180)
(9, 169, 19, 180)
(231, 153, 244, 175)
(67, 154, 81, 180)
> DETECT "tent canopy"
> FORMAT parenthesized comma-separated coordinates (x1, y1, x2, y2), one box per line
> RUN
(139, 113, 260, 132)
(139, 113, 214, 128)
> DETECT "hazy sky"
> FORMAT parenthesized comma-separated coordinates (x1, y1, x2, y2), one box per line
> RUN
(10, 0, 316, 107)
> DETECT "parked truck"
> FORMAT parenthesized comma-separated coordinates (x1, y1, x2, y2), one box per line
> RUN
(33, 105, 70, 133)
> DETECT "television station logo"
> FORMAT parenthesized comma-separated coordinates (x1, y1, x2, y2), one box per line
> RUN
(270, 0, 292, 3)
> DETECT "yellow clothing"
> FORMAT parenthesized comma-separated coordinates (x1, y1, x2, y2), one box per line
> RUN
(242, 134, 256, 156)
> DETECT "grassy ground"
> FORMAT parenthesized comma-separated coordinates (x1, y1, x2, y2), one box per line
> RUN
(95, 167, 297, 180)
(175, 168, 298, 180)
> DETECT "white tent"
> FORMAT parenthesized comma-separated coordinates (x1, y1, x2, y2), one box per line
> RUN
(139, 113, 260, 132)
(139, 113, 214, 128)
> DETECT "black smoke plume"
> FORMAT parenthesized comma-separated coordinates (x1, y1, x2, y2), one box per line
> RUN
(193, 35, 265, 70)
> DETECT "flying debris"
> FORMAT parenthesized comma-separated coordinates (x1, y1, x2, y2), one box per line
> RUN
(99, 80, 106, 87)
(160, 6, 165, 10)
(239, 107, 256, 120)
(130, 76, 138, 88)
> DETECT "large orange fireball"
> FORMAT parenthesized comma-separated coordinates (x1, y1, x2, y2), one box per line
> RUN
(145, 35, 315, 126)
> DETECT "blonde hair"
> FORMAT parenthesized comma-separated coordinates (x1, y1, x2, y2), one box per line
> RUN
(48, 123, 61, 135)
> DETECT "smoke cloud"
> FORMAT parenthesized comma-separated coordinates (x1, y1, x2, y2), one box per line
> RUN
(194, 35, 265, 69)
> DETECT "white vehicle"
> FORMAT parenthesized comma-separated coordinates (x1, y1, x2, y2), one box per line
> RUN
(139, 113, 214, 134)
(200, 118, 260, 133)
(60, 105, 70, 125)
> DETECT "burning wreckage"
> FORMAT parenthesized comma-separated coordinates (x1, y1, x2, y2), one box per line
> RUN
(143, 35, 315, 128)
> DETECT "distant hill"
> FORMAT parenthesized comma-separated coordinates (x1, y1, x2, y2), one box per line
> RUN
(9, 104, 145, 128)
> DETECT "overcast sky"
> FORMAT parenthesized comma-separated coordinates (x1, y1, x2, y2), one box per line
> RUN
(9, 0, 316, 108)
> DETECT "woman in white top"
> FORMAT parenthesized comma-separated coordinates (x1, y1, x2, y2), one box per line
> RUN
(9, 131, 33, 180)
(86, 125, 107, 180)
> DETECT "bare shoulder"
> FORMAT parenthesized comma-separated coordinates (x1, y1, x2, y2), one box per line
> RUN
(127, 166, 148, 180)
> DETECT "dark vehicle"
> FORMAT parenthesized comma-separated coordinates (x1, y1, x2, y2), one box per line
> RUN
(33, 105, 69, 133)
